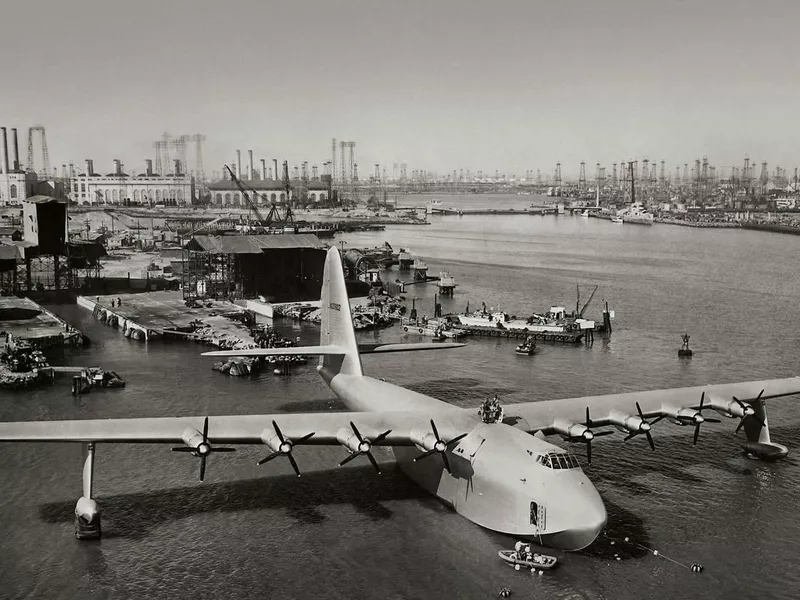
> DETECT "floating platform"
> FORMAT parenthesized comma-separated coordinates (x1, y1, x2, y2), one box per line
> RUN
(452, 324, 584, 343)
(0, 296, 84, 349)
(77, 291, 257, 347)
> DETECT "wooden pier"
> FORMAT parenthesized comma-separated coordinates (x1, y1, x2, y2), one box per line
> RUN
(451, 324, 584, 343)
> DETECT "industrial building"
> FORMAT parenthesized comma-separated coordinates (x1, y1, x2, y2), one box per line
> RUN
(182, 234, 327, 302)
(208, 179, 330, 206)
(70, 159, 194, 206)
(0, 127, 38, 206)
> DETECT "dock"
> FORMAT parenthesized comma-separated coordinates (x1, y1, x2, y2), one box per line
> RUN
(0, 296, 84, 349)
(451, 324, 584, 343)
(77, 291, 258, 348)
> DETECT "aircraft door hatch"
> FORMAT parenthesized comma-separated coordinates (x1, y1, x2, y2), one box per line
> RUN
(453, 433, 485, 463)
(530, 501, 546, 530)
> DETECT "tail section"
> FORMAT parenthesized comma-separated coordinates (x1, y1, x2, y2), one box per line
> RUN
(319, 247, 363, 376)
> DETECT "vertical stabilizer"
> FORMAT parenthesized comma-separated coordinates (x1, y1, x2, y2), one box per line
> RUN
(320, 247, 363, 376)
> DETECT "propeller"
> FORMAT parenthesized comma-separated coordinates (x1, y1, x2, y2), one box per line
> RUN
(413, 419, 468, 474)
(623, 402, 661, 451)
(171, 417, 236, 482)
(692, 392, 721, 445)
(338, 422, 392, 474)
(733, 390, 766, 434)
(571, 407, 614, 464)
(257, 420, 315, 477)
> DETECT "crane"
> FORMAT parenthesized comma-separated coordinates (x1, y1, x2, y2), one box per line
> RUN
(225, 165, 274, 227)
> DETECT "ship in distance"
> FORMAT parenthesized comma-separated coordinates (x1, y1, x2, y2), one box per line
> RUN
(0, 247, 797, 551)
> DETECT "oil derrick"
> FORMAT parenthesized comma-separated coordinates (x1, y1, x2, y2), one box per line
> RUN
(536, 169, 542, 185)
(189, 134, 206, 187)
(595, 162, 600, 185)
(578, 162, 586, 191)
(331, 138, 338, 184)
(312, 165, 319, 180)
(675, 166, 681, 187)
(759, 162, 768, 192)
(554, 162, 562, 187)
(742, 155, 751, 189)
(161, 132, 172, 175)
(658, 161, 665, 189)
(26, 126, 50, 176)
(171, 135, 189, 176)
(611, 163, 618, 187)
(649, 162, 656, 185)
(683, 164, 689, 188)
(640, 159, 649, 186)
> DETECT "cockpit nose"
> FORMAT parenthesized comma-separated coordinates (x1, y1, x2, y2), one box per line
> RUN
(547, 489, 607, 551)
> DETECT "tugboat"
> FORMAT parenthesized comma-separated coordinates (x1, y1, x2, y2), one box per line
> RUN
(515, 336, 537, 355)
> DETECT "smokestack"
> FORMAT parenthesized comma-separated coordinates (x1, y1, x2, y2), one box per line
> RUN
(273, 159, 278, 181)
(86, 159, 93, 176)
(236, 150, 242, 180)
(0, 128, 8, 174)
(261, 158, 267, 180)
(248, 150, 254, 180)
(113, 159, 121, 176)
(145, 159, 153, 176)
(174, 159, 181, 177)
(11, 128, 19, 171)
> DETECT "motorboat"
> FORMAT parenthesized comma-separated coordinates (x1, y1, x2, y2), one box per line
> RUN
(611, 216, 623, 223)
(515, 340, 537, 355)
(498, 550, 558, 570)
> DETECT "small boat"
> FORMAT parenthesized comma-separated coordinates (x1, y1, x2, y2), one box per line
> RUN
(611, 216, 623, 223)
(498, 550, 558, 570)
(515, 341, 537, 355)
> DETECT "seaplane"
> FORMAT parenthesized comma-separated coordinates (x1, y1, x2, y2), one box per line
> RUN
(1, 247, 798, 551)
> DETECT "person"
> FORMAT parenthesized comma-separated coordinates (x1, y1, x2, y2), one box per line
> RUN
(111, 299, 115, 308)
(514, 540, 523, 558)
(117, 297, 122, 307)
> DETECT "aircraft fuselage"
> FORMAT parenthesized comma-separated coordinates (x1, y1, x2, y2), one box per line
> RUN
(324, 369, 606, 550)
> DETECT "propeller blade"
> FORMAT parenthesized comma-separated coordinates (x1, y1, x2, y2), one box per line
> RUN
(366, 452, 381, 475)
(430, 419, 440, 442)
(273, 420, 285, 443)
(202, 417, 209, 441)
(755, 389, 765, 401)
(171, 447, 194, 452)
(200, 455, 207, 481)
(297, 431, 316, 444)
(414, 448, 438, 462)
(585, 407, 592, 428)
(446, 433, 468, 447)
(287, 454, 301, 477)
(623, 432, 636, 442)
(350, 421, 364, 442)
(257, 452, 280, 465)
(699, 391, 705, 411)
(594, 430, 615, 437)
(651, 415, 665, 425)
(441, 451, 452, 474)
(636, 402, 645, 419)
(735, 418, 745, 434)
(373, 429, 392, 444)
(693, 423, 701, 445)
(645, 430, 655, 451)
(339, 452, 360, 467)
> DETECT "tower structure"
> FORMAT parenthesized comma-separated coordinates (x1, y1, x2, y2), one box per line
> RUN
(331, 138, 337, 185)
(190, 134, 206, 184)
(27, 126, 50, 176)
(611, 163, 618, 187)
(578, 161, 586, 190)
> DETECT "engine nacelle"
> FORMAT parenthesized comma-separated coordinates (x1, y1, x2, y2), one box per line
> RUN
(260, 429, 290, 454)
(410, 430, 442, 453)
(661, 405, 702, 425)
(704, 394, 752, 419)
(608, 411, 650, 434)
(336, 427, 370, 453)
(552, 419, 592, 441)
(181, 426, 206, 451)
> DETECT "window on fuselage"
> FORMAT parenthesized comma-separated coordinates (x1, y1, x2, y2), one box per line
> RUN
(530, 502, 538, 525)
(537, 452, 580, 470)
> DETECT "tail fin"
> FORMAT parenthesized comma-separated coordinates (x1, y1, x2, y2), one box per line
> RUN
(319, 247, 363, 376)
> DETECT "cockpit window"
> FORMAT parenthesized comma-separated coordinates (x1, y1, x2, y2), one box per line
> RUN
(536, 452, 580, 469)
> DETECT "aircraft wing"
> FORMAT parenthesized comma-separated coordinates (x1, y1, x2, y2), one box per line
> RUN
(0, 410, 474, 447)
(500, 377, 800, 444)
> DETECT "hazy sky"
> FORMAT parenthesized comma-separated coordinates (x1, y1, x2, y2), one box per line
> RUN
(2, 0, 799, 178)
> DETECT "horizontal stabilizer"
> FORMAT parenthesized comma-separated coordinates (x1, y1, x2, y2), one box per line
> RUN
(202, 345, 346, 358)
(357, 342, 466, 354)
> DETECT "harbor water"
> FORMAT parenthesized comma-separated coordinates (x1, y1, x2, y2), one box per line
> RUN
(2, 198, 800, 600)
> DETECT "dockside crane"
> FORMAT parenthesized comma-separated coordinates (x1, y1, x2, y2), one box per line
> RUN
(224, 164, 270, 228)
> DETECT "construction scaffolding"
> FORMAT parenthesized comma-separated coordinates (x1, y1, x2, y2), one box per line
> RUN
(181, 234, 326, 302)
